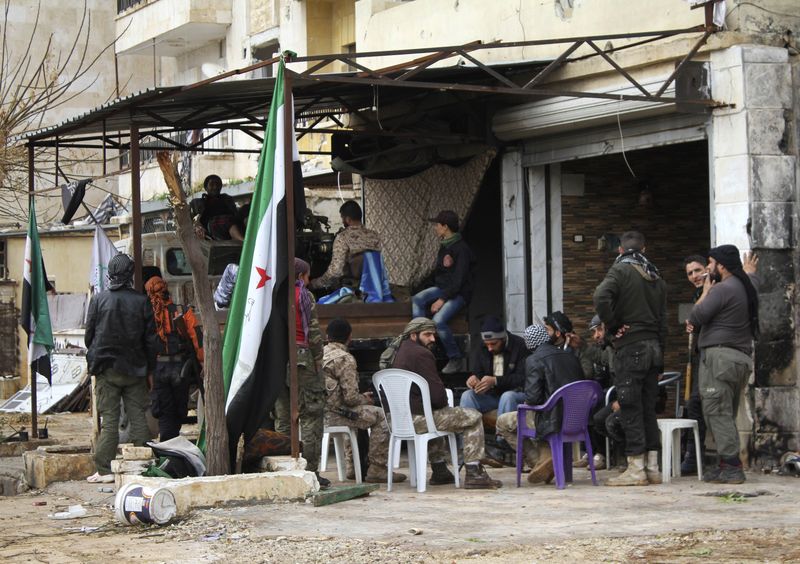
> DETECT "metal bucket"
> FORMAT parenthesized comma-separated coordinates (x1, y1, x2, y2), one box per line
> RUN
(114, 483, 177, 526)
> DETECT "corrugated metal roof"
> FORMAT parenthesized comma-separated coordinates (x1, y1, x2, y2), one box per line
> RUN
(17, 62, 549, 144)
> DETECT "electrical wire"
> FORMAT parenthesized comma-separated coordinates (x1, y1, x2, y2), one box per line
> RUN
(616, 95, 637, 179)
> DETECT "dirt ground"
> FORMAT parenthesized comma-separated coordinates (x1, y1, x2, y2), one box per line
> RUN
(2, 412, 800, 563)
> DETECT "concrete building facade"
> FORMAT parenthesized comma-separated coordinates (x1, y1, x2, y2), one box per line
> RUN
(4, 0, 799, 465)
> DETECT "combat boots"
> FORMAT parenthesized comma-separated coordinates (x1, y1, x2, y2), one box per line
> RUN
(705, 457, 746, 484)
(364, 466, 407, 484)
(528, 449, 555, 484)
(606, 455, 648, 486)
(429, 461, 455, 485)
(464, 463, 503, 489)
(645, 450, 662, 484)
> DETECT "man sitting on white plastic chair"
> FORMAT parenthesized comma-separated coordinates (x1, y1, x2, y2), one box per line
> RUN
(391, 317, 502, 489)
(323, 318, 406, 484)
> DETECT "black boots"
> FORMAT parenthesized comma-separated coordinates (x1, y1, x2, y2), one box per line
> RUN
(464, 463, 503, 489)
(429, 461, 455, 485)
(703, 457, 746, 484)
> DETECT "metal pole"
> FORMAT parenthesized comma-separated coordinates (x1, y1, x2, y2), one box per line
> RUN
(130, 126, 143, 291)
(283, 64, 299, 459)
(27, 144, 38, 439)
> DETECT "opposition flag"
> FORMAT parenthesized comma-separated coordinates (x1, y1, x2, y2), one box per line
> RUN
(89, 224, 119, 294)
(20, 200, 54, 385)
(221, 58, 302, 452)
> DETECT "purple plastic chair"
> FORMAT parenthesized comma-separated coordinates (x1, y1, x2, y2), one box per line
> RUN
(516, 380, 603, 489)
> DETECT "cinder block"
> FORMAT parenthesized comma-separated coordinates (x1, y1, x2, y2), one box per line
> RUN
(23, 447, 95, 489)
(111, 459, 153, 474)
(122, 446, 154, 460)
(751, 155, 796, 202)
(118, 471, 318, 513)
(258, 455, 308, 472)
(750, 202, 793, 249)
(741, 45, 789, 64)
(744, 63, 792, 109)
(0, 439, 56, 458)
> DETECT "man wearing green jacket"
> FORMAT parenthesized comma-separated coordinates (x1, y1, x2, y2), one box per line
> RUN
(594, 231, 667, 486)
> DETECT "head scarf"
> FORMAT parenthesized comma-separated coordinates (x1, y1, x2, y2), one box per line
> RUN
(294, 257, 310, 276)
(403, 317, 436, 336)
(524, 324, 549, 352)
(145, 276, 173, 344)
(708, 244, 760, 338)
(708, 245, 742, 271)
(107, 254, 134, 290)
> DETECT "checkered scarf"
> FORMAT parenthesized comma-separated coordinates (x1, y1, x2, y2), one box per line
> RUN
(523, 324, 549, 352)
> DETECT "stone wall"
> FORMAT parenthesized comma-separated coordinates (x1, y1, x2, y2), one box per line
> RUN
(710, 44, 799, 466)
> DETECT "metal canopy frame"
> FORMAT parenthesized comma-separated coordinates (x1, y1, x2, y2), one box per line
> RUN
(21, 25, 721, 158)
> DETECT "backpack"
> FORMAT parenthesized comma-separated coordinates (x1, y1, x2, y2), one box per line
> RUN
(378, 335, 404, 370)
(162, 303, 195, 357)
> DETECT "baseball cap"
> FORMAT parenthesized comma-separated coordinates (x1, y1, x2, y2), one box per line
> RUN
(428, 210, 459, 232)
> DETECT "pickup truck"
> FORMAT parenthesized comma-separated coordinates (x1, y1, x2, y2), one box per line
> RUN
(119, 232, 470, 382)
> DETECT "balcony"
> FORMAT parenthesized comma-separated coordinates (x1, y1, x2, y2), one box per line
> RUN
(116, 0, 231, 57)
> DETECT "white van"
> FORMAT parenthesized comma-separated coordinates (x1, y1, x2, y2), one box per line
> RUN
(115, 232, 242, 306)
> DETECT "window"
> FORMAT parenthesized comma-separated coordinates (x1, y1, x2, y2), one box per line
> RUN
(166, 249, 192, 276)
(0, 240, 6, 279)
(117, 0, 145, 14)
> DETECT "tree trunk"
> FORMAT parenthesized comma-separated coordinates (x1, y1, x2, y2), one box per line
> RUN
(156, 151, 230, 475)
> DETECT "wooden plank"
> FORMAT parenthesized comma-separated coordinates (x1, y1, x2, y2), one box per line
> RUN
(310, 483, 379, 507)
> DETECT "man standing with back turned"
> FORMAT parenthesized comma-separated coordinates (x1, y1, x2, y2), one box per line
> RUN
(688, 245, 759, 484)
(594, 231, 667, 486)
(85, 254, 158, 483)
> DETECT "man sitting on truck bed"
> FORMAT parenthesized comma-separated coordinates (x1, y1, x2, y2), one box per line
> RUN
(310, 201, 382, 292)
(412, 210, 476, 374)
(191, 174, 244, 241)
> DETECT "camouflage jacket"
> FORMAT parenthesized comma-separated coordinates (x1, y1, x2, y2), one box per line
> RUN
(579, 343, 614, 389)
(310, 225, 382, 289)
(323, 342, 369, 414)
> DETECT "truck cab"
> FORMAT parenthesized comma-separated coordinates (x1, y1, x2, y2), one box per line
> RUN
(115, 232, 242, 304)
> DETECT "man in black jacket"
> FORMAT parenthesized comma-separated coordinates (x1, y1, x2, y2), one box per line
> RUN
(495, 324, 584, 484)
(84, 254, 158, 483)
(594, 231, 667, 487)
(412, 210, 476, 374)
(459, 316, 529, 420)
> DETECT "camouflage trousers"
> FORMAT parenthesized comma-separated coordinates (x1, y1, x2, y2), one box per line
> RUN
(495, 411, 549, 467)
(274, 349, 325, 472)
(325, 405, 390, 468)
(412, 406, 485, 464)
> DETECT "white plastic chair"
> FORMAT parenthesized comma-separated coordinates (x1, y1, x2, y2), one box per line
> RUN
(373, 369, 459, 493)
(319, 426, 362, 484)
(392, 388, 454, 469)
(657, 418, 702, 483)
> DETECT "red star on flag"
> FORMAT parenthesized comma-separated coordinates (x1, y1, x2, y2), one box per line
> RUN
(255, 266, 271, 289)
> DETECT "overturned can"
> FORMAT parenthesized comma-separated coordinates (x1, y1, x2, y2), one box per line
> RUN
(114, 483, 177, 526)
